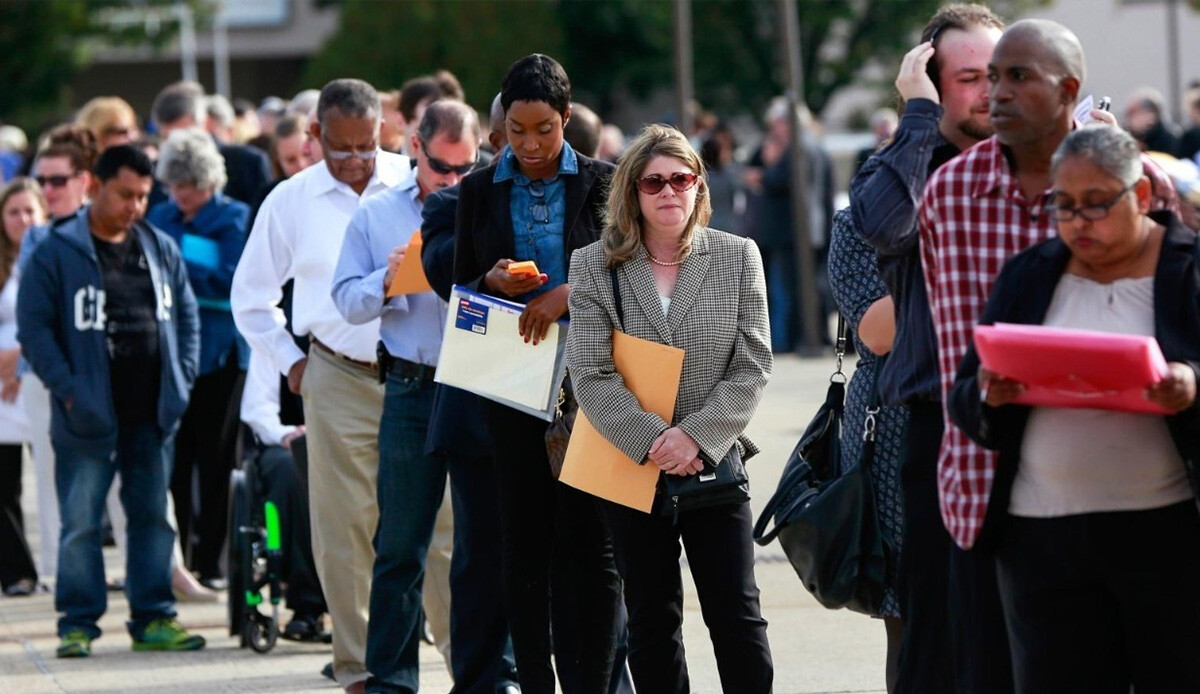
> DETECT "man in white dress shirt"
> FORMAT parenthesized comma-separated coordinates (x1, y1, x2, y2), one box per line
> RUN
(331, 99, 485, 694)
(231, 78, 407, 694)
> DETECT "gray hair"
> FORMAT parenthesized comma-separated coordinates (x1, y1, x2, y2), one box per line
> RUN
(316, 79, 380, 127)
(287, 89, 321, 118)
(1051, 125, 1141, 186)
(152, 81, 207, 129)
(155, 127, 227, 192)
(416, 100, 480, 146)
(205, 94, 236, 128)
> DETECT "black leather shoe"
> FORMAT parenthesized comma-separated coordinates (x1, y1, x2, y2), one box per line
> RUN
(282, 614, 332, 643)
(198, 576, 228, 591)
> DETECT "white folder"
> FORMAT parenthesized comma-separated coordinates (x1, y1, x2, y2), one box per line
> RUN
(433, 285, 568, 421)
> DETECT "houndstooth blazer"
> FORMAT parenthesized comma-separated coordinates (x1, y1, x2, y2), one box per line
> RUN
(565, 227, 772, 467)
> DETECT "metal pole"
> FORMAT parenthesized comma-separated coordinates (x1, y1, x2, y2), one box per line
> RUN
(777, 0, 822, 354)
(213, 9, 232, 98)
(175, 2, 199, 84)
(1166, 0, 1181, 124)
(673, 0, 694, 136)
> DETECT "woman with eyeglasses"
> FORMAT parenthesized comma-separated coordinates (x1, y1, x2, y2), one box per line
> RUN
(565, 124, 773, 692)
(453, 53, 622, 694)
(0, 177, 48, 597)
(147, 127, 250, 592)
(948, 125, 1200, 691)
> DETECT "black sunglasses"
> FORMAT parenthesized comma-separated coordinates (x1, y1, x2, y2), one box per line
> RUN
(635, 172, 699, 195)
(35, 174, 75, 189)
(420, 139, 477, 176)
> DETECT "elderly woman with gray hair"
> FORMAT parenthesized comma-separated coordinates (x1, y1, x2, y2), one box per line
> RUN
(948, 125, 1200, 691)
(147, 127, 250, 589)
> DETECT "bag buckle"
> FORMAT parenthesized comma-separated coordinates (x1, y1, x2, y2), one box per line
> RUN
(862, 406, 880, 442)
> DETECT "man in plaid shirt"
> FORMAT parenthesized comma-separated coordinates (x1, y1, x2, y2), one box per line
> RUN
(920, 20, 1177, 550)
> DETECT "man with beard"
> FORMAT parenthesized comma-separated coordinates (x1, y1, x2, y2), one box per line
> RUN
(849, 5, 1005, 691)
(918, 17, 1176, 689)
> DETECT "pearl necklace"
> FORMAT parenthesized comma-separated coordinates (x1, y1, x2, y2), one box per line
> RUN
(647, 251, 686, 267)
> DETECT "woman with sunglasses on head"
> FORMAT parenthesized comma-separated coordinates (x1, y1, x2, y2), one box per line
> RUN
(565, 124, 773, 693)
(0, 177, 48, 597)
(949, 125, 1200, 691)
(453, 53, 622, 694)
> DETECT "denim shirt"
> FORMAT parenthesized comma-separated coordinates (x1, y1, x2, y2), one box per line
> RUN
(494, 142, 578, 300)
(848, 98, 959, 406)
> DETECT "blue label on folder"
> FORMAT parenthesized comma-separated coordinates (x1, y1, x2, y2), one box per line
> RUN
(455, 297, 489, 335)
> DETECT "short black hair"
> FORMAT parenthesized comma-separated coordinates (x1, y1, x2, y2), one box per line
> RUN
(399, 76, 441, 123)
(94, 144, 154, 182)
(501, 54, 571, 117)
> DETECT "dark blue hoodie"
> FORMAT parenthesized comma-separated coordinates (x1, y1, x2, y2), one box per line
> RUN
(16, 207, 200, 454)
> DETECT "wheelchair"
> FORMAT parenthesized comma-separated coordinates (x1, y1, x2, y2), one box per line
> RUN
(226, 436, 284, 654)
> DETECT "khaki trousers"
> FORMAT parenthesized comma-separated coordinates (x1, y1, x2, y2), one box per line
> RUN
(302, 347, 383, 687)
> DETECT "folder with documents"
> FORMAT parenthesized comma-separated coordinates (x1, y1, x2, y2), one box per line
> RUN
(559, 331, 685, 513)
(386, 229, 433, 297)
(434, 285, 568, 421)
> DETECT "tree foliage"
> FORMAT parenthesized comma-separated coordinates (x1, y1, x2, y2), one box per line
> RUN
(0, 0, 193, 130)
(304, 0, 1050, 121)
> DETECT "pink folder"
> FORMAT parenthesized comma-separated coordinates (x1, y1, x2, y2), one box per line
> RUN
(973, 323, 1171, 415)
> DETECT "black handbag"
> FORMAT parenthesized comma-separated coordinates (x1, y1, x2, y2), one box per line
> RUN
(544, 375, 576, 480)
(752, 318, 889, 615)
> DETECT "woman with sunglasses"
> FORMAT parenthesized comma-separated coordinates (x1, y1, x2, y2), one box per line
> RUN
(453, 53, 622, 694)
(949, 125, 1200, 690)
(565, 124, 773, 692)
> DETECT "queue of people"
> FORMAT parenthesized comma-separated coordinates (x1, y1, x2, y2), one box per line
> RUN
(1, 6, 1199, 694)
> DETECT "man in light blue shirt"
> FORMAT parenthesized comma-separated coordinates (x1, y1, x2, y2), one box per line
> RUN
(331, 100, 480, 694)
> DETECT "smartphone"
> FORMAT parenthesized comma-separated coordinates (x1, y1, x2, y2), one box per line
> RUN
(1097, 96, 1112, 112)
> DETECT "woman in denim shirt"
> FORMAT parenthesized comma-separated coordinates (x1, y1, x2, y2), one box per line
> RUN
(147, 127, 249, 590)
(452, 54, 621, 694)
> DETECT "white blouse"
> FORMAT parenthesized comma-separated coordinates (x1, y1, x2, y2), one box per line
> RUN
(0, 267, 29, 444)
(1011, 274, 1193, 517)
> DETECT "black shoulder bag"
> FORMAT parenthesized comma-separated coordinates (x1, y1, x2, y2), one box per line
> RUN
(751, 317, 888, 615)
(606, 268, 750, 523)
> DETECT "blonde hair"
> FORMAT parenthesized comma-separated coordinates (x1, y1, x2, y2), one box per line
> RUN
(76, 97, 138, 142)
(602, 124, 710, 267)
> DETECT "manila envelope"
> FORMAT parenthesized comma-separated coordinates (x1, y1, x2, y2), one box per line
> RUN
(559, 331, 684, 513)
(386, 229, 433, 297)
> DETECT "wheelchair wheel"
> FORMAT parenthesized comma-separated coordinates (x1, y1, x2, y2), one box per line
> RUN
(227, 468, 252, 640)
(244, 610, 278, 654)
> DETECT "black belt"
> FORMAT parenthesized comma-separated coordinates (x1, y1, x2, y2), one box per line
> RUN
(377, 342, 436, 383)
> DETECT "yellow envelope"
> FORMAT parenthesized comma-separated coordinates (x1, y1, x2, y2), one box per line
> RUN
(559, 331, 684, 513)
(386, 229, 432, 297)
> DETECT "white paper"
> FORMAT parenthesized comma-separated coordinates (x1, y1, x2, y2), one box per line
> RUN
(433, 285, 568, 421)
(1074, 95, 1095, 123)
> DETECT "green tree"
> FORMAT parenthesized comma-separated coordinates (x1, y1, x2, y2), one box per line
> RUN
(303, 0, 564, 113)
(0, 0, 190, 131)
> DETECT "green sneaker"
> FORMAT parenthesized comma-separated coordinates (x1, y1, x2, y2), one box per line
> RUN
(56, 630, 92, 658)
(131, 618, 206, 652)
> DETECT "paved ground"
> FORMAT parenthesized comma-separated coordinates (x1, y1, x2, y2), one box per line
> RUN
(0, 354, 888, 693)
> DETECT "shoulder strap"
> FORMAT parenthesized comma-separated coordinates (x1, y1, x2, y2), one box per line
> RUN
(610, 266, 625, 331)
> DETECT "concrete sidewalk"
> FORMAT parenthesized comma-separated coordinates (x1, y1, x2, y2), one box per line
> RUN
(0, 354, 888, 693)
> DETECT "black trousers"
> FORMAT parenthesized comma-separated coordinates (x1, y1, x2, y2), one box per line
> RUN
(0, 443, 37, 589)
(254, 442, 325, 616)
(484, 402, 621, 694)
(172, 358, 245, 579)
(997, 501, 1200, 693)
(896, 403, 1012, 694)
(601, 499, 773, 694)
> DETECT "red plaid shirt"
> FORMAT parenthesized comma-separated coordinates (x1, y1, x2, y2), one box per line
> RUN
(919, 135, 1177, 549)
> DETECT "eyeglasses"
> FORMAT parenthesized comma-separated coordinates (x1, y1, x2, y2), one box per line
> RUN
(1048, 183, 1135, 222)
(529, 180, 549, 224)
(635, 172, 699, 195)
(324, 147, 378, 161)
(35, 174, 76, 189)
(419, 139, 477, 176)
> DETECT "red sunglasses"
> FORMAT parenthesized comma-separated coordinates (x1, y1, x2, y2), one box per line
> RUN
(635, 172, 699, 195)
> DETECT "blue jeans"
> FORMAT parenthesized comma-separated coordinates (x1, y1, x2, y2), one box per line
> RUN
(54, 424, 176, 639)
(366, 370, 442, 694)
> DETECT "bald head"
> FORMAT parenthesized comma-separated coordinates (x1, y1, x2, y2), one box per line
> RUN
(999, 19, 1085, 86)
(488, 92, 507, 152)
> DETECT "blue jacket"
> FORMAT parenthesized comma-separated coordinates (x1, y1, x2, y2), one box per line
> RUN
(147, 194, 250, 374)
(16, 208, 200, 454)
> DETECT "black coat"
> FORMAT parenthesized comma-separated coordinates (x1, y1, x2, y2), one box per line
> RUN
(948, 212, 1200, 547)
(452, 153, 614, 296)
